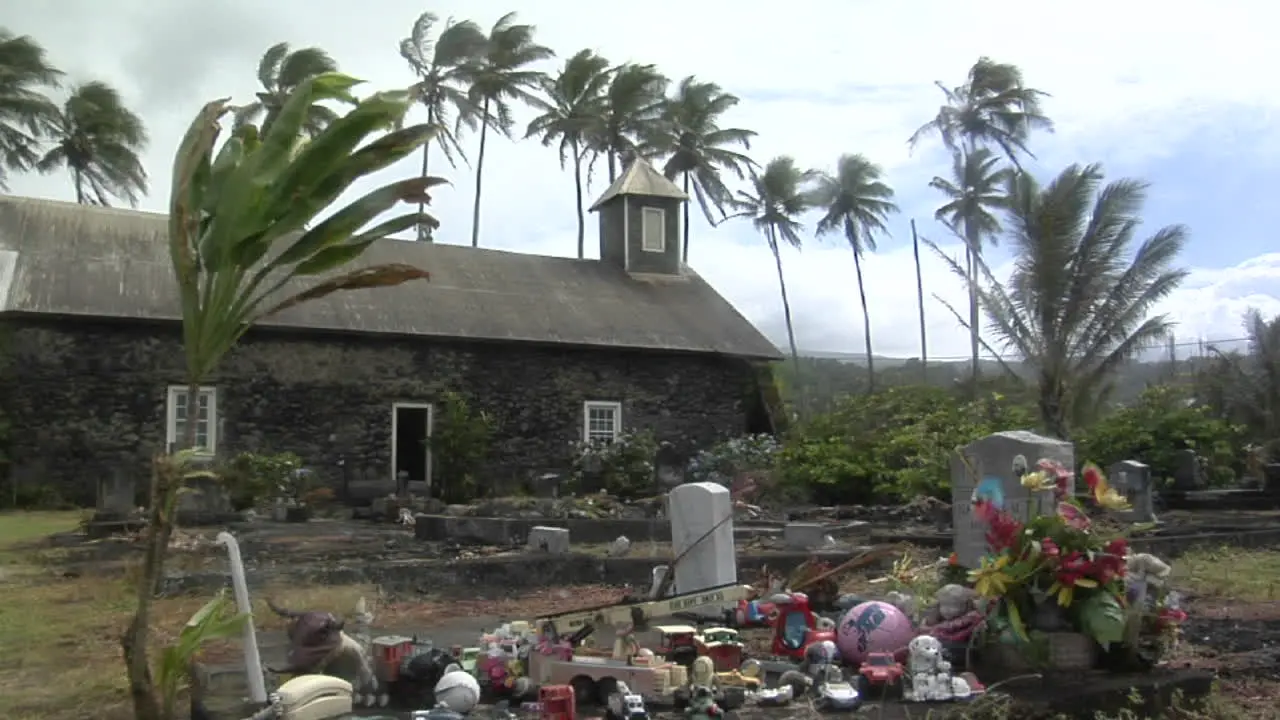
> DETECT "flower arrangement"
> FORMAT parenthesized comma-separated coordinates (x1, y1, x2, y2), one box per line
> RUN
(966, 459, 1187, 666)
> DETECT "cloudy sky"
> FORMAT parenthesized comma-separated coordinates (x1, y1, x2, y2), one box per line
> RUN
(8, 0, 1279, 360)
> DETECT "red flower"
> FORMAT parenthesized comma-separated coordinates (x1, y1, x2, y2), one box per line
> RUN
(1157, 607, 1188, 630)
(1038, 459, 1073, 501)
(1082, 464, 1102, 494)
(985, 511, 1024, 552)
(973, 499, 998, 523)
(1040, 538, 1061, 558)
(948, 552, 959, 566)
(1056, 551, 1094, 586)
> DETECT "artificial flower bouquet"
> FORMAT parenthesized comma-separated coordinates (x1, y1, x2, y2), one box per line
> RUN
(967, 459, 1187, 668)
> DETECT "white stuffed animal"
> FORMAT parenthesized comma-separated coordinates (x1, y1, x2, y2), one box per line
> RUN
(907, 635, 943, 675)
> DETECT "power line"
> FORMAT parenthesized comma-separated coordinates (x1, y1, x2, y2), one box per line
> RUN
(915, 336, 1253, 363)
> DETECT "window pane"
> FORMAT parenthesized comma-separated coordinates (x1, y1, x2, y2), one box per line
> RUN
(586, 405, 617, 443)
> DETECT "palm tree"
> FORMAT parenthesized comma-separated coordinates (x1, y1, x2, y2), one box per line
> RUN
(909, 57, 1053, 167)
(0, 30, 62, 190)
(401, 12, 488, 241)
(586, 64, 668, 184)
(730, 156, 815, 372)
(809, 154, 900, 392)
(524, 49, 612, 258)
(934, 164, 1189, 438)
(911, 58, 1053, 383)
(465, 12, 554, 248)
(37, 81, 147, 206)
(652, 77, 756, 263)
(930, 147, 1012, 383)
(233, 42, 340, 137)
(1199, 310, 1280, 445)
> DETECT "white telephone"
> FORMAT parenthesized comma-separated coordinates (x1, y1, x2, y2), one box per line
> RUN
(275, 675, 354, 720)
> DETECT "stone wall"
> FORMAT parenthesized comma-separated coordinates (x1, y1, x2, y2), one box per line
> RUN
(3, 318, 759, 505)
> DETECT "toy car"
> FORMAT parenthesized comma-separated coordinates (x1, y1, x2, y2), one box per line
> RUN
(816, 666, 862, 711)
(606, 683, 649, 720)
(856, 652, 904, 696)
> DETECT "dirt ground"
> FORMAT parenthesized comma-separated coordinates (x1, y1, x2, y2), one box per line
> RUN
(1, 512, 1277, 720)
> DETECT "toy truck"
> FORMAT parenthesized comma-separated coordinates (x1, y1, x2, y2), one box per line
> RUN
(526, 648, 688, 707)
(695, 627, 746, 672)
(857, 652, 904, 696)
(606, 681, 650, 720)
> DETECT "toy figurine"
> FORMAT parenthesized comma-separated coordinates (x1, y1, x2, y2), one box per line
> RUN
(902, 635, 973, 703)
(684, 686, 722, 720)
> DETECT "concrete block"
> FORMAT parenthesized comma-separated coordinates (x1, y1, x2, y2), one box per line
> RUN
(527, 526, 570, 554)
(783, 522, 825, 550)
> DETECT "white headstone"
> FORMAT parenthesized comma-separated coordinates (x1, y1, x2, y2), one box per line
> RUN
(668, 482, 737, 592)
(950, 430, 1074, 569)
(527, 526, 570, 554)
(1109, 460, 1157, 524)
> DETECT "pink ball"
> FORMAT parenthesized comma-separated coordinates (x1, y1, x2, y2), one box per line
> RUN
(836, 601, 915, 664)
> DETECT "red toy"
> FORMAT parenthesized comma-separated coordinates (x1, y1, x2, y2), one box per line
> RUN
(857, 652, 904, 694)
(540, 684, 575, 720)
(770, 593, 836, 661)
(370, 635, 414, 683)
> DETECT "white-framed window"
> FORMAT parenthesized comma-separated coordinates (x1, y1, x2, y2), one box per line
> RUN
(641, 206, 666, 253)
(166, 385, 218, 453)
(583, 401, 622, 444)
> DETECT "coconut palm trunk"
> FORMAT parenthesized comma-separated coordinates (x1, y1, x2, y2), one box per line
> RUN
(769, 228, 801, 369)
(965, 220, 981, 384)
(682, 173, 692, 263)
(912, 219, 927, 382)
(469, 98, 491, 248)
(571, 138, 586, 258)
(417, 106, 436, 241)
(852, 248, 875, 393)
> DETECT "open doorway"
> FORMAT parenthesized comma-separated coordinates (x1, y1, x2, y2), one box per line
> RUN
(391, 403, 432, 494)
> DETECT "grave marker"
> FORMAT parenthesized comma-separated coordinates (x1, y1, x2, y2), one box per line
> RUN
(96, 470, 136, 519)
(1170, 449, 1205, 491)
(1109, 459, 1157, 524)
(950, 430, 1074, 569)
(668, 482, 737, 593)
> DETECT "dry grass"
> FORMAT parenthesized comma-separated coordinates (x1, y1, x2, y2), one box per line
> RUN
(0, 511, 626, 720)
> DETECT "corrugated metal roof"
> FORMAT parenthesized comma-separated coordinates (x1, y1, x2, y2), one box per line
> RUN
(0, 195, 782, 360)
(588, 158, 689, 212)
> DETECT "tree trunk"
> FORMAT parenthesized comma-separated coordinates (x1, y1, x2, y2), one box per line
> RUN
(769, 228, 803, 417)
(74, 167, 85, 205)
(469, 98, 491, 249)
(607, 150, 617, 183)
(965, 218, 981, 388)
(572, 138, 585, 259)
(912, 219, 927, 383)
(122, 382, 199, 720)
(1039, 375, 1068, 439)
(417, 105, 435, 242)
(853, 247, 875, 394)
(681, 173, 691, 264)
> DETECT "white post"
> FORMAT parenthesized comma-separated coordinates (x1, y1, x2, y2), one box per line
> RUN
(216, 531, 268, 704)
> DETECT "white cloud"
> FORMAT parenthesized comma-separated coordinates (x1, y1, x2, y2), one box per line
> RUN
(7, 0, 1280, 359)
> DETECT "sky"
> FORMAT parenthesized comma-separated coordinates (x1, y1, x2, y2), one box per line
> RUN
(7, 0, 1280, 361)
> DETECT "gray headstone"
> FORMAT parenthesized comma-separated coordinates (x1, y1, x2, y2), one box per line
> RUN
(1170, 449, 1205, 491)
(96, 470, 136, 517)
(526, 526, 570, 554)
(669, 482, 737, 593)
(950, 430, 1074, 569)
(178, 475, 232, 515)
(783, 522, 825, 550)
(1108, 460, 1157, 523)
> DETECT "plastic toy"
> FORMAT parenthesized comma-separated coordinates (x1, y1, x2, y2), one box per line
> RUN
(755, 684, 794, 707)
(770, 592, 837, 660)
(815, 665, 862, 711)
(606, 681, 650, 720)
(434, 670, 481, 713)
(654, 624, 700, 666)
(836, 601, 915, 665)
(856, 652, 904, 695)
(539, 685, 575, 720)
(696, 627, 746, 672)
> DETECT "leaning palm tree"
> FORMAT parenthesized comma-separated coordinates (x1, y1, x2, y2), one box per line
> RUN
(652, 76, 756, 263)
(909, 57, 1053, 168)
(0, 30, 62, 189)
(932, 164, 1189, 438)
(465, 12, 554, 248)
(585, 63, 668, 184)
(730, 156, 815, 372)
(809, 154, 900, 392)
(233, 42, 340, 137)
(400, 12, 488, 241)
(36, 81, 148, 206)
(524, 49, 612, 258)
(930, 147, 1012, 383)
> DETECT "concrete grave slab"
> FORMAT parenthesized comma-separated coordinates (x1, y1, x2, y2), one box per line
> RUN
(526, 526, 570, 554)
(783, 522, 825, 550)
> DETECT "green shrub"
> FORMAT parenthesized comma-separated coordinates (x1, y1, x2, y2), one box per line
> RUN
(219, 451, 302, 510)
(777, 385, 1037, 503)
(1075, 385, 1243, 487)
(428, 390, 494, 503)
(568, 429, 658, 499)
